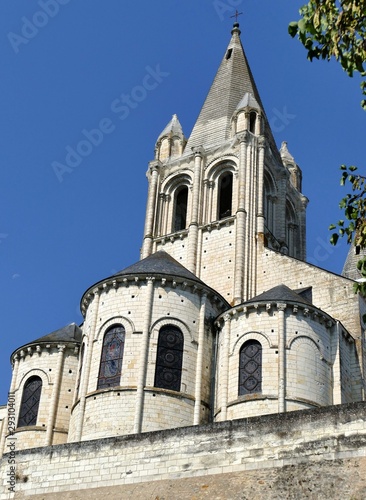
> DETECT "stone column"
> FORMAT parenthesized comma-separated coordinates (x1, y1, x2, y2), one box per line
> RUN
(157, 192, 165, 237)
(220, 314, 231, 421)
(45, 344, 66, 446)
(0, 354, 20, 457)
(142, 162, 161, 259)
(234, 132, 248, 305)
(134, 277, 155, 433)
(243, 140, 253, 301)
(187, 147, 204, 273)
(277, 170, 288, 245)
(257, 136, 266, 238)
(277, 303, 287, 413)
(193, 292, 207, 425)
(74, 288, 100, 442)
(299, 195, 309, 261)
(202, 179, 209, 226)
(208, 181, 214, 223)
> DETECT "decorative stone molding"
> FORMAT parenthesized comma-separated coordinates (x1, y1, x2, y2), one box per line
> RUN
(236, 131, 249, 144)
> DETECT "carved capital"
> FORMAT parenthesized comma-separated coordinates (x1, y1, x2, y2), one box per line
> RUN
(277, 302, 287, 312)
(258, 135, 266, 149)
(192, 146, 205, 157)
(148, 160, 162, 173)
(236, 130, 249, 144)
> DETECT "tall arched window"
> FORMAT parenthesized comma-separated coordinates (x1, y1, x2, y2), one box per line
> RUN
(97, 325, 125, 390)
(154, 325, 184, 392)
(218, 172, 233, 220)
(249, 111, 257, 133)
(264, 173, 276, 235)
(238, 340, 262, 396)
(174, 186, 188, 232)
(285, 200, 298, 257)
(18, 376, 42, 427)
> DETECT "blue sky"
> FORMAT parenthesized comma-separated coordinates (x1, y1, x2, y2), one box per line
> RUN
(0, 0, 364, 404)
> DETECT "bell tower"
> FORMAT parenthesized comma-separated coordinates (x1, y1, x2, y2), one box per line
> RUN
(141, 22, 307, 304)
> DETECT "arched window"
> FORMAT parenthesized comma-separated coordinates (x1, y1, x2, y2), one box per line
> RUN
(238, 340, 262, 396)
(174, 186, 188, 232)
(264, 173, 276, 235)
(154, 325, 184, 392)
(285, 200, 298, 257)
(18, 376, 42, 427)
(97, 325, 125, 390)
(249, 112, 257, 133)
(218, 172, 233, 220)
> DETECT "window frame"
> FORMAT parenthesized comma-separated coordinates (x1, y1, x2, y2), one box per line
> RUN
(17, 376, 43, 427)
(97, 324, 125, 390)
(238, 339, 262, 396)
(154, 325, 184, 392)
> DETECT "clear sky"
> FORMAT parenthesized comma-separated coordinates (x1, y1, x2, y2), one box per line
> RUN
(0, 1, 364, 404)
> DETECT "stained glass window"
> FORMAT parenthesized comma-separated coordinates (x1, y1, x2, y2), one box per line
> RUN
(154, 325, 183, 392)
(97, 325, 125, 390)
(18, 376, 42, 427)
(238, 340, 262, 396)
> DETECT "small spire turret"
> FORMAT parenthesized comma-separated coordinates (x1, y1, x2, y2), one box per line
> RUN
(154, 114, 186, 162)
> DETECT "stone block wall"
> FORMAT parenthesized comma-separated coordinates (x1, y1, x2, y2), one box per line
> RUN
(69, 277, 223, 442)
(2, 402, 366, 499)
(257, 247, 363, 338)
(3, 345, 79, 452)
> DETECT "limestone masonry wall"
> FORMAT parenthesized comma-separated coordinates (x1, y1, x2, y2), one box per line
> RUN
(257, 247, 363, 337)
(2, 402, 366, 499)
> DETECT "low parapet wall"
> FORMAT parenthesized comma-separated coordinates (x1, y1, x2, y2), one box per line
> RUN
(1, 402, 366, 499)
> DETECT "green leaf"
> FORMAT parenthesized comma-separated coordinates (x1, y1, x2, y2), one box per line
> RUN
(288, 22, 299, 37)
(330, 233, 339, 246)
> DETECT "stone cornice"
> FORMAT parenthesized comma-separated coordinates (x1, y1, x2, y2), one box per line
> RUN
(215, 300, 336, 330)
(80, 273, 229, 316)
(11, 342, 79, 365)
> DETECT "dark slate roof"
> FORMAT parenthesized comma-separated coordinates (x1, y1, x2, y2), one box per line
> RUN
(32, 323, 82, 344)
(114, 251, 205, 285)
(246, 284, 313, 306)
(185, 23, 264, 151)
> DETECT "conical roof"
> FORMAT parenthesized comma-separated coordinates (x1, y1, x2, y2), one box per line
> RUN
(342, 246, 366, 281)
(114, 250, 205, 285)
(246, 284, 312, 306)
(157, 114, 184, 140)
(235, 92, 261, 111)
(185, 23, 264, 151)
(32, 323, 82, 344)
(280, 141, 296, 165)
(11, 323, 82, 359)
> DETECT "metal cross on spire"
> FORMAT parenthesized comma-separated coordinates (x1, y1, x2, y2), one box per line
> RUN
(230, 9, 243, 23)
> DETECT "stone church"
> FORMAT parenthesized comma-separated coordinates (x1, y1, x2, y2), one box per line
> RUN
(1, 22, 366, 499)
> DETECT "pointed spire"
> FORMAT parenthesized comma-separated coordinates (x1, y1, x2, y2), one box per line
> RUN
(186, 23, 264, 151)
(280, 141, 295, 164)
(280, 141, 303, 191)
(157, 114, 184, 140)
(155, 114, 186, 162)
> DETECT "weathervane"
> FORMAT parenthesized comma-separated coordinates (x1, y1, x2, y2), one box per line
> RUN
(230, 9, 243, 23)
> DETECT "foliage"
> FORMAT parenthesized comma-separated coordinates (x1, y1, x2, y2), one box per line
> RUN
(329, 166, 366, 295)
(289, 1, 366, 301)
(288, 0, 366, 109)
